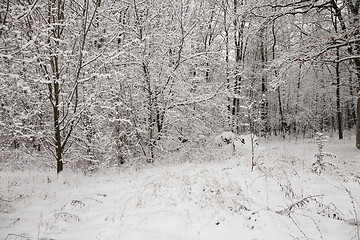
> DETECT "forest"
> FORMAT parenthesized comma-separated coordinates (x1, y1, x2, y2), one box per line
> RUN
(1, 0, 360, 172)
(1, 1, 360, 239)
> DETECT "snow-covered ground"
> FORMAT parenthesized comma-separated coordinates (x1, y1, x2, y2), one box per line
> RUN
(1, 136, 359, 240)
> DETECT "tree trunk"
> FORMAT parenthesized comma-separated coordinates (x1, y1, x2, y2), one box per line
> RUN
(143, 61, 154, 163)
(271, 19, 286, 137)
(294, 16, 304, 135)
(260, 28, 268, 136)
(47, 0, 65, 174)
(335, 47, 343, 139)
(277, 86, 286, 137)
(233, 0, 245, 133)
(44, 0, 97, 173)
(223, 0, 231, 130)
(53, 79, 63, 173)
(348, 75, 357, 128)
(357, 95, 360, 149)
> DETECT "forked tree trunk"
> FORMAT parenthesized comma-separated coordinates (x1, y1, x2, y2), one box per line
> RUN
(47, 0, 65, 174)
(46, 0, 99, 173)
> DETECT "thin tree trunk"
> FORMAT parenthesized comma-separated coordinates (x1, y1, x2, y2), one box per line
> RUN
(223, 0, 231, 130)
(294, 16, 304, 135)
(294, 62, 301, 134)
(143, 61, 154, 163)
(47, 0, 97, 173)
(277, 87, 286, 136)
(348, 75, 357, 128)
(357, 95, 360, 149)
(336, 47, 343, 139)
(48, 0, 64, 173)
(260, 28, 268, 136)
(233, 0, 239, 132)
(54, 77, 63, 173)
(134, 0, 154, 162)
(233, 0, 245, 133)
(272, 19, 285, 136)
(332, 5, 343, 139)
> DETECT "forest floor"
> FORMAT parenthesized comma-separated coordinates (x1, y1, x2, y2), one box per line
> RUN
(1, 135, 360, 240)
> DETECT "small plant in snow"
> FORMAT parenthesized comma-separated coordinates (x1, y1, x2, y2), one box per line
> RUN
(276, 195, 323, 216)
(312, 132, 336, 174)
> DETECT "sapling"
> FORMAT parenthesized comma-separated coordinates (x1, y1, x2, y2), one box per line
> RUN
(311, 132, 336, 174)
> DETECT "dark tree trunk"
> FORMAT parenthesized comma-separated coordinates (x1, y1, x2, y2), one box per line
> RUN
(233, 0, 241, 133)
(272, 19, 285, 136)
(143, 61, 154, 163)
(277, 87, 286, 136)
(54, 79, 63, 173)
(47, 0, 96, 173)
(357, 95, 360, 149)
(348, 75, 357, 129)
(223, 0, 231, 130)
(335, 47, 343, 139)
(260, 28, 268, 135)
(48, 0, 65, 174)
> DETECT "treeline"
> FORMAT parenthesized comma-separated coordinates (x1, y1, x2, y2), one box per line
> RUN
(0, 0, 359, 172)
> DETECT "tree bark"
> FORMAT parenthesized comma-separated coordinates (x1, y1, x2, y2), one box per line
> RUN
(335, 47, 343, 139)
(45, 0, 98, 173)
(272, 19, 286, 136)
(277, 86, 286, 136)
(223, 0, 231, 131)
(357, 94, 360, 149)
(260, 27, 268, 135)
(53, 75, 63, 173)
(233, 0, 245, 133)
(47, 0, 65, 174)
(348, 75, 357, 129)
(143, 61, 154, 163)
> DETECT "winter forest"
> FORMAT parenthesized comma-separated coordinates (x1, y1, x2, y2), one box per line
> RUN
(1, 0, 360, 239)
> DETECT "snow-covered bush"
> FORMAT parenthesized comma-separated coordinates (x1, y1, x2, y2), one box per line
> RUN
(214, 132, 238, 146)
(234, 134, 258, 150)
(214, 132, 258, 155)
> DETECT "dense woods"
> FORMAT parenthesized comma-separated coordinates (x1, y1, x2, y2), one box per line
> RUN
(1, 0, 359, 172)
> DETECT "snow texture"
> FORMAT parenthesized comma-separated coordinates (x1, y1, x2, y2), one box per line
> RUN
(1, 136, 359, 240)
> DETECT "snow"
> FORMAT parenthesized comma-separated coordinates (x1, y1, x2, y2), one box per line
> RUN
(215, 132, 258, 156)
(1, 136, 359, 240)
(214, 131, 237, 145)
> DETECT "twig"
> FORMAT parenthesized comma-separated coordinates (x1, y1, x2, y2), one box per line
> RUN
(344, 187, 360, 240)
(289, 214, 309, 240)
(7, 217, 21, 227)
(311, 217, 323, 240)
(5, 234, 31, 240)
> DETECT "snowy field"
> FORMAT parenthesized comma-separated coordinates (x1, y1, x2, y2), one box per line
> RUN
(1, 136, 360, 240)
